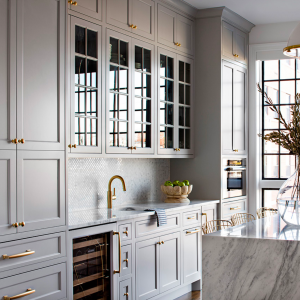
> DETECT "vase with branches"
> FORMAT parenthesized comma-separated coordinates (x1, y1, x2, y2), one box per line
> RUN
(258, 83, 300, 225)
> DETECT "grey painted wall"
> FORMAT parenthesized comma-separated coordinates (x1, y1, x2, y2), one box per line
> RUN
(68, 158, 170, 212)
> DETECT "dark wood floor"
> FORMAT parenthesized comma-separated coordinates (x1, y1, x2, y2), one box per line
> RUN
(175, 291, 201, 300)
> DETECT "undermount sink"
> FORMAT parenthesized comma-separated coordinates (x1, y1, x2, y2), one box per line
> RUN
(117, 207, 137, 211)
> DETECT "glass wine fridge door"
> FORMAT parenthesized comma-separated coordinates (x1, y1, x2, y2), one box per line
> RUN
(73, 232, 111, 299)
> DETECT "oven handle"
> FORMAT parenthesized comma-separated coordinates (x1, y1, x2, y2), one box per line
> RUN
(224, 167, 246, 171)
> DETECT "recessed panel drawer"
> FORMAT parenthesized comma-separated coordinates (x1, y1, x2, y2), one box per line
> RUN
(120, 244, 132, 277)
(135, 214, 180, 238)
(120, 278, 132, 300)
(222, 199, 247, 219)
(0, 263, 66, 300)
(182, 210, 201, 226)
(0, 232, 66, 273)
(119, 223, 132, 243)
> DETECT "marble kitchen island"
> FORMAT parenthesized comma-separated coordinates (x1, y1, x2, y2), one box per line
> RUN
(203, 214, 300, 300)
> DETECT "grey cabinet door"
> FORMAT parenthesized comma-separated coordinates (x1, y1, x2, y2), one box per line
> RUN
(234, 28, 247, 65)
(176, 14, 194, 55)
(0, 151, 17, 236)
(0, 0, 16, 150)
(107, 0, 131, 31)
(69, 0, 102, 20)
(132, 0, 155, 40)
(16, 151, 65, 232)
(159, 232, 181, 293)
(222, 21, 234, 60)
(182, 228, 201, 284)
(157, 4, 176, 49)
(233, 66, 247, 154)
(16, 0, 65, 151)
(136, 237, 160, 300)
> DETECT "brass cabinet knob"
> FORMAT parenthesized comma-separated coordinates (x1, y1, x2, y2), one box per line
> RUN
(11, 139, 18, 144)
(233, 149, 238, 152)
(129, 24, 137, 29)
(12, 223, 18, 228)
(124, 258, 129, 262)
(18, 139, 25, 144)
(234, 54, 239, 58)
(157, 241, 161, 245)
(124, 293, 129, 297)
(68, 0, 77, 5)
(175, 42, 181, 47)
(128, 146, 137, 150)
(68, 144, 77, 148)
(19, 222, 25, 227)
(123, 230, 128, 236)
(161, 241, 164, 244)
(174, 148, 181, 151)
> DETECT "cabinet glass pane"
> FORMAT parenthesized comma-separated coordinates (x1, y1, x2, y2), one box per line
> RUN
(167, 80, 173, 102)
(75, 86, 85, 115)
(144, 49, 151, 72)
(143, 74, 151, 98)
(179, 61, 184, 82)
(179, 106, 184, 126)
(167, 104, 173, 125)
(75, 56, 85, 85)
(75, 117, 86, 146)
(186, 85, 190, 105)
(186, 63, 191, 84)
(119, 68, 128, 94)
(119, 122, 128, 147)
(87, 89, 97, 116)
(160, 126, 173, 149)
(160, 79, 166, 101)
(87, 59, 97, 87)
(75, 26, 85, 55)
(167, 127, 173, 148)
(120, 41, 128, 66)
(185, 129, 190, 149)
(119, 95, 128, 120)
(144, 99, 151, 123)
(179, 84, 184, 104)
(86, 118, 97, 146)
(110, 37, 118, 64)
(185, 107, 190, 127)
(160, 55, 166, 77)
(135, 46, 142, 70)
(135, 123, 142, 148)
(87, 29, 97, 58)
(109, 93, 118, 119)
(160, 102, 166, 125)
(167, 57, 174, 79)
(109, 65, 118, 90)
(109, 121, 118, 146)
(135, 105, 142, 122)
(179, 128, 184, 148)
(135, 72, 142, 96)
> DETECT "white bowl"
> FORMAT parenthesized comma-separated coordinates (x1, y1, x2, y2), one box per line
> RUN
(161, 185, 193, 203)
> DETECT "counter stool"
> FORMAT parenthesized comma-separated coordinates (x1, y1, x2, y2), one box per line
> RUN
(202, 219, 233, 235)
(231, 213, 255, 226)
(256, 207, 278, 219)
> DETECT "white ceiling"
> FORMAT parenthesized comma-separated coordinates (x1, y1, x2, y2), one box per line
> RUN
(182, 0, 300, 25)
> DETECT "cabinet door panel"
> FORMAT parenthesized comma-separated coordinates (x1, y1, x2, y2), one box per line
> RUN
(16, 0, 65, 150)
(69, 0, 102, 20)
(222, 21, 234, 60)
(0, 151, 17, 236)
(157, 4, 176, 49)
(0, 0, 16, 150)
(234, 29, 247, 65)
(176, 15, 194, 55)
(17, 151, 65, 232)
(233, 67, 246, 153)
(136, 237, 160, 300)
(160, 232, 180, 293)
(132, 0, 154, 40)
(107, 0, 131, 31)
(222, 62, 234, 154)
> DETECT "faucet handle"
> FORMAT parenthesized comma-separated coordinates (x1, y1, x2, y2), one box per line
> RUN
(112, 188, 117, 200)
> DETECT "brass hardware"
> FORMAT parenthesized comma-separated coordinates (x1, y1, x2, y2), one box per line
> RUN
(128, 146, 137, 150)
(186, 229, 201, 235)
(113, 231, 121, 274)
(4, 288, 35, 300)
(107, 175, 126, 209)
(202, 212, 208, 233)
(12, 223, 18, 228)
(18, 222, 25, 227)
(112, 188, 116, 200)
(187, 216, 196, 220)
(124, 293, 129, 297)
(129, 24, 137, 29)
(175, 42, 181, 47)
(133, 147, 137, 150)
(68, 144, 77, 148)
(157, 241, 161, 245)
(233, 54, 239, 58)
(68, 144, 71, 148)
(68, 0, 77, 5)
(174, 148, 180, 151)
(233, 149, 238, 152)
(123, 230, 128, 236)
(161, 241, 164, 244)
(18, 139, 25, 144)
(11, 139, 18, 144)
(2, 250, 35, 260)
(124, 258, 129, 262)
(230, 206, 241, 211)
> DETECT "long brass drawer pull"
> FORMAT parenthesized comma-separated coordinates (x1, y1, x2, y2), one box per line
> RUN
(3, 288, 35, 300)
(2, 250, 35, 260)
(113, 232, 121, 274)
(230, 206, 241, 211)
(187, 216, 196, 220)
(186, 229, 200, 235)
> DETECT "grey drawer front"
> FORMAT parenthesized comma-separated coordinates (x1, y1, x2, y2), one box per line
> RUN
(0, 263, 66, 300)
(0, 232, 66, 273)
(222, 199, 247, 218)
(121, 244, 132, 277)
(182, 210, 201, 226)
(135, 214, 180, 238)
(120, 278, 132, 300)
(119, 223, 132, 243)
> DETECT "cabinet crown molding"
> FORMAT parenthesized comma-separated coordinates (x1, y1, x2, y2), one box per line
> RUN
(196, 6, 255, 33)
(159, 0, 198, 18)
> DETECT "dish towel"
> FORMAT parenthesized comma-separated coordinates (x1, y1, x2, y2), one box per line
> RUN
(145, 208, 167, 227)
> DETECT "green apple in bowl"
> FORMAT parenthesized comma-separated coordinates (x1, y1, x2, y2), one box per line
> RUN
(178, 182, 185, 187)
(183, 180, 190, 186)
(164, 181, 173, 187)
(173, 180, 180, 186)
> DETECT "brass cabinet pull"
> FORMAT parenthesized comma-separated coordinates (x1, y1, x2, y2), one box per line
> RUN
(157, 241, 161, 245)
(124, 293, 129, 297)
(68, 144, 77, 148)
(123, 230, 128, 236)
(161, 241, 164, 244)
(187, 216, 196, 220)
(124, 258, 129, 262)
(233, 54, 239, 58)
(113, 232, 121, 274)
(12, 223, 18, 228)
(11, 139, 18, 144)
(233, 149, 238, 152)
(3, 288, 35, 300)
(3, 250, 35, 260)
(18, 222, 25, 227)
(128, 146, 137, 150)
(230, 206, 241, 211)
(68, 0, 77, 5)
(175, 42, 181, 47)
(186, 229, 201, 235)
(18, 139, 25, 144)
(129, 24, 137, 29)
(174, 148, 180, 151)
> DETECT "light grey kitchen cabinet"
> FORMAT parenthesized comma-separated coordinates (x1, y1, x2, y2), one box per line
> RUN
(68, 0, 102, 21)
(120, 278, 132, 300)
(0, 151, 17, 237)
(158, 4, 194, 55)
(107, 30, 155, 154)
(182, 227, 201, 284)
(222, 60, 247, 155)
(222, 198, 247, 220)
(222, 21, 248, 65)
(201, 203, 217, 225)
(17, 151, 65, 232)
(107, 0, 155, 40)
(15, 0, 65, 151)
(158, 48, 193, 155)
(70, 17, 102, 153)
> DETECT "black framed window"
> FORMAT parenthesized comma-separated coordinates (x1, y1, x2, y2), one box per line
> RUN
(262, 188, 279, 209)
(262, 59, 300, 179)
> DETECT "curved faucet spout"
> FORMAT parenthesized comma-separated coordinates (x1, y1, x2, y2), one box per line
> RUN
(107, 175, 126, 209)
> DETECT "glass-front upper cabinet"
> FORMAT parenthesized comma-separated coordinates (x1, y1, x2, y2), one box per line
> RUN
(106, 30, 154, 154)
(70, 17, 102, 153)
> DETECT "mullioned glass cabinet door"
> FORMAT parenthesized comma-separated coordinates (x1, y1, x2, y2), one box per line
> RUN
(70, 17, 102, 153)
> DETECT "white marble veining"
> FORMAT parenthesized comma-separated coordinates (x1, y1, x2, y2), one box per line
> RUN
(203, 214, 300, 300)
(68, 200, 219, 230)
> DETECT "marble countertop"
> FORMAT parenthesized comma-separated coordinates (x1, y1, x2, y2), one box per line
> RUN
(68, 200, 219, 230)
(207, 213, 300, 241)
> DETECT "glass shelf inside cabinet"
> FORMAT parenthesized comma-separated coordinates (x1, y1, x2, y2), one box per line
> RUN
(74, 25, 99, 148)
(73, 233, 111, 299)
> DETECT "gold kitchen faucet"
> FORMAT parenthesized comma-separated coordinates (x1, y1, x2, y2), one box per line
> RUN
(107, 175, 126, 209)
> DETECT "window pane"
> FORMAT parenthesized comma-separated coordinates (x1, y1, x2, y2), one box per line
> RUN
(87, 30, 97, 58)
(264, 82, 279, 104)
(280, 81, 295, 104)
(263, 131, 279, 153)
(264, 106, 278, 129)
(135, 46, 142, 70)
(143, 48, 151, 72)
(280, 155, 296, 178)
(297, 60, 300, 78)
(110, 38, 118, 64)
(280, 105, 292, 129)
(263, 189, 279, 209)
(264, 60, 278, 80)
(264, 155, 279, 178)
(280, 59, 295, 80)
(75, 26, 85, 55)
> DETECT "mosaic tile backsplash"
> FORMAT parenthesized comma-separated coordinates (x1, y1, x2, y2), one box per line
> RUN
(68, 158, 170, 212)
